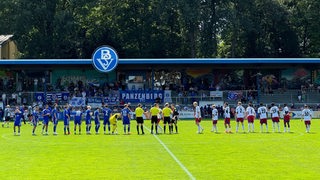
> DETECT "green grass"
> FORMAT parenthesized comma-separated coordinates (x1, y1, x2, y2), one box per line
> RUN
(1, 119, 320, 180)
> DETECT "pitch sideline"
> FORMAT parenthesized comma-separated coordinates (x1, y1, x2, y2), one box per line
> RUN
(144, 126, 196, 180)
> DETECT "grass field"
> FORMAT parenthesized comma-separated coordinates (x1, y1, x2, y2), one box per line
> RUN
(1, 119, 320, 180)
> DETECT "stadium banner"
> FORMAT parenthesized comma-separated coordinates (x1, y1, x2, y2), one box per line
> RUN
(119, 90, 164, 103)
(69, 97, 86, 107)
(104, 97, 118, 105)
(199, 101, 224, 107)
(227, 91, 242, 100)
(178, 111, 194, 119)
(35, 92, 69, 102)
(163, 90, 172, 103)
(210, 91, 223, 98)
(87, 97, 119, 107)
(87, 97, 103, 108)
(35, 92, 45, 102)
(47, 92, 69, 102)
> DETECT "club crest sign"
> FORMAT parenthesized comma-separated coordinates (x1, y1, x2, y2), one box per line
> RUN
(92, 46, 119, 73)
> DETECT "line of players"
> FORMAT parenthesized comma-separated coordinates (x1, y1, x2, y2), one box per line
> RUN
(4, 102, 180, 136)
(194, 101, 313, 134)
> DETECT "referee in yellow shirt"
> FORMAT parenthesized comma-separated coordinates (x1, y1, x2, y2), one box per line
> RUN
(150, 103, 160, 134)
(162, 103, 173, 134)
(135, 103, 145, 135)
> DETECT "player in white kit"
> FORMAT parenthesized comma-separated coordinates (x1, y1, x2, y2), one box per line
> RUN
(235, 102, 245, 133)
(246, 102, 256, 133)
(270, 103, 280, 132)
(211, 104, 219, 133)
(257, 103, 268, 132)
(223, 102, 231, 133)
(301, 104, 312, 133)
(193, 102, 204, 134)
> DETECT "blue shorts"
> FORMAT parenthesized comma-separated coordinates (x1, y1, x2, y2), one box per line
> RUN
(14, 120, 21, 126)
(32, 120, 38, 126)
(103, 119, 110, 125)
(86, 119, 91, 125)
(122, 119, 130, 125)
(64, 119, 69, 126)
(43, 119, 49, 125)
(52, 118, 58, 125)
(74, 119, 81, 125)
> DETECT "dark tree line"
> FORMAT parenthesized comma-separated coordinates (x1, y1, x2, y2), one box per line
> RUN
(0, 0, 320, 59)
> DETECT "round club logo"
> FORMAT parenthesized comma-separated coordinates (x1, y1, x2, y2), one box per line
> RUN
(92, 46, 119, 73)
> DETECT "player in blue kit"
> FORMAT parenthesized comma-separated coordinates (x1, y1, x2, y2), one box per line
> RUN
(85, 106, 92, 134)
(52, 103, 59, 135)
(74, 107, 83, 135)
(63, 105, 71, 135)
(94, 107, 101, 134)
(121, 104, 131, 134)
(102, 104, 112, 134)
(13, 106, 22, 136)
(32, 106, 40, 135)
(41, 104, 51, 135)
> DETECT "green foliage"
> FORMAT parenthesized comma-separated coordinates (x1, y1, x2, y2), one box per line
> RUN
(0, 0, 318, 58)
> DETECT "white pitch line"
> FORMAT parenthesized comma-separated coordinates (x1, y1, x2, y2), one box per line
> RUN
(144, 126, 196, 180)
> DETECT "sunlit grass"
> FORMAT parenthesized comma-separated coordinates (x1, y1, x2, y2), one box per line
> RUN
(0, 119, 319, 179)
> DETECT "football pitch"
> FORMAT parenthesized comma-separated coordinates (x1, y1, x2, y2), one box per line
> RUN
(1, 119, 320, 180)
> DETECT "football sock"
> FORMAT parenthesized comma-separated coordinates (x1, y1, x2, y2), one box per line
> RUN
(53, 126, 57, 133)
(104, 126, 106, 132)
(128, 125, 130, 133)
(137, 125, 139, 134)
(155, 125, 158, 133)
(141, 126, 144, 134)
(175, 126, 178, 133)
(124, 125, 126, 133)
(67, 127, 70, 133)
(151, 125, 154, 133)
(64, 127, 66, 134)
(108, 125, 110, 132)
(272, 123, 275, 132)
(266, 125, 268, 132)
(164, 126, 166, 133)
